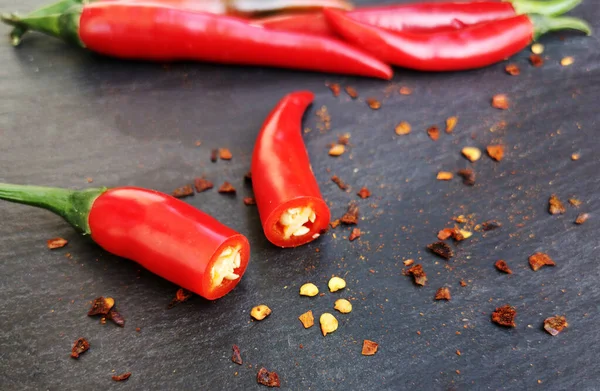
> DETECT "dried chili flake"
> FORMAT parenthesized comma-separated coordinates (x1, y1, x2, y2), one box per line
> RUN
(482, 220, 502, 231)
(232, 345, 243, 365)
(71, 338, 90, 359)
(437, 228, 454, 241)
(340, 202, 359, 225)
(492, 305, 517, 327)
(112, 372, 132, 382)
(428, 241, 453, 260)
(331, 175, 348, 191)
(326, 82, 341, 97)
(172, 184, 194, 198)
(366, 98, 381, 110)
(395, 121, 411, 135)
(399, 86, 412, 95)
(86, 177, 94, 183)
(47, 237, 68, 249)
(298, 310, 315, 329)
(219, 148, 233, 160)
(462, 147, 482, 162)
(529, 252, 555, 271)
(561, 56, 574, 66)
(571, 152, 581, 161)
(492, 94, 509, 110)
(437, 172, 453, 181)
(530, 54, 544, 67)
(575, 213, 589, 225)
(460, 280, 467, 287)
(435, 287, 451, 301)
(344, 86, 359, 99)
(243, 197, 256, 206)
(427, 126, 440, 141)
(107, 309, 125, 327)
(218, 182, 236, 194)
(357, 187, 371, 199)
(328, 144, 345, 156)
(544, 315, 568, 336)
(495, 260, 512, 274)
(88, 297, 115, 316)
(403, 259, 414, 266)
(457, 169, 475, 186)
(316, 106, 331, 132)
(548, 195, 566, 215)
(194, 177, 213, 193)
(210, 149, 218, 162)
(362, 340, 379, 356)
(452, 229, 472, 241)
(330, 219, 341, 229)
(338, 133, 351, 145)
(257, 367, 280, 388)
(486, 145, 505, 161)
(568, 198, 582, 207)
(349, 228, 361, 241)
(168, 288, 193, 309)
(505, 64, 520, 75)
(406, 264, 427, 286)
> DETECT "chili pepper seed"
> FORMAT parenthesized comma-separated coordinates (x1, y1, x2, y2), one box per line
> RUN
(329, 144, 345, 157)
(299, 283, 319, 297)
(328, 276, 346, 292)
(395, 121, 411, 135)
(320, 313, 339, 336)
(251, 305, 272, 321)
(334, 299, 352, 314)
(462, 147, 482, 162)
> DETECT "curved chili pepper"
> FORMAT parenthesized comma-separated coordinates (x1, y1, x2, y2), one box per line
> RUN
(1, 2, 392, 79)
(251, 91, 330, 248)
(0, 184, 250, 300)
(324, 9, 591, 71)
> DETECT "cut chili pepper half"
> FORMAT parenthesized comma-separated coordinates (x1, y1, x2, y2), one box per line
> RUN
(0, 183, 250, 300)
(251, 91, 331, 248)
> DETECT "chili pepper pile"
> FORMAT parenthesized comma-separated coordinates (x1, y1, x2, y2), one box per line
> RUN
(1, 0, 591, 76)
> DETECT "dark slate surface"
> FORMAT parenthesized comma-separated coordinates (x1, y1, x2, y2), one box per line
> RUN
(1, 1, 599, 390)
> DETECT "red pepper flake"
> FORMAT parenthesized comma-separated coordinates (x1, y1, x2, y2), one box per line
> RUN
(361, 340, 378, 356)
(88, 297, 115, 316)
(492, 94, 510, 110)
(437, 228, 454, 240)
(529, 252, 555, 271)
(456, 350, 461, 356)
(486, 145, 505, 161)
(70, 337, 90, 359)
(544, 315, 568, 336)
(366, 98, 381, 110)
(338, 133, 351, 145)
(219, 148, 233, 160)
(112, 372, 132, 382)
(427, 126, 440, 141)
(530, 54, 544, 67)
(505, 63, 520, 75)
(194, 177, 213, 193)
(326, 82, 341, 97)
(491, 305, 517, 327)
(548, 194, 566, 215)
(357, 187, 371, 199)
(330, 219, 341, 229)
(460, 280, 467, 287)
(399, 86, 412, 95)
(210, 149, 218, 163)
(86, 177, 94, 183)
(135, 327, 141, 332)
(445, 117, 458, 134)
(231, 345, 243, 365)
(172, 184, 194, 198)
(218, 182, 236, 194)
(340, 202, 359, 225)
(403, 259, 414, 266)
(168, 288, 193, 309)
(349, 228, 361, 242)
(406, 264, 427, 286)
(395, 121, 411, 135)
(257, 367, 280, 388)
(194, 140, 202, 147)
(427, 241, 453, 260)
(344, 86, 359, 99)
(457, 169, 475, 186)
(47, 237, 68, 249)
(331, 175, 348, 191)
(495, 260, 512, 274)
(243, 197, 256, 206)
(569, 198, 582, 207)
(575, 213, 589, 224)
(482, 220, 502, 231)
(435, 287, 451, 301)
(107, 309, 125, 327)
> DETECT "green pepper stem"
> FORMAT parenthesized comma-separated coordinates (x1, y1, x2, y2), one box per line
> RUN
(509, 0, 582, 17)
(0, 183, 106, 234)
(530, 15, 592, 40)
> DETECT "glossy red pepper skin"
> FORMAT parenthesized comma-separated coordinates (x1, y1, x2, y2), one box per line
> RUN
(251, 91, 330, 248)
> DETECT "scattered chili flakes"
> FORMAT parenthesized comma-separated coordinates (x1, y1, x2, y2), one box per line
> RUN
(491, 94, 509, 110)
(71, 337, 90, 359)
(366, 98, 381, 110)
(427, 126, 440, 141)
(232, 345, 243, 365)
(257, 367, 280, 388)
(362, 340, 379, 356)
(568, 198, 582, 207)
(395, 121, 411, 135)
(482, 220, 502, 231)
(172, 184, 194, 198)
(330, 219, 341, 229)
(349, 228, 361, 241)
(505, 63, 520, 76)
(194, 177, 213, 193)
(457, 169, 475, 186)
(399, 86, 412, 95)
(326, 82, 341, 97)
(112, 372, 132, 382)
(446, 116, 458, 133)
(219, 148, 233, 160)
(495, 260, 512, 274)
(107, 309, 125, 327)
(340, 202, 359, 225)
(560, 56, 574, 67)
(486, 145, 505, 161)
(403, 259, 414, 266)
(88, 297, 115, 316)
(575, 213, 589, 225)
(548, 194, 566, 215)
(438, 228, 454, 240)
(328, 144, 345, 156)
(331, 175, 348, 190)
(492, 305, 517, 327)
(571, 152, 581, 161)
(168, 288, 193, 309)
(529, 252, 556, 271)
(210, 149, 218, 162)
(344, 86, 358, 99)
(406, 264, 427, 286)
(357, 187, 371, 199)
(338, 133, 351, 145)
(435, 287, 451, 301)
(428, 241, 453, 260)
(47, 237, 68, 249)
(530, 54, 544, 67)
(437, 172, 453, 181)
(218, 182, 236, 194)
(243, 197, 256, 206)
(544, 315, 568, 336)
(316, 105, 331, 132)
(298, 310, 315, 329)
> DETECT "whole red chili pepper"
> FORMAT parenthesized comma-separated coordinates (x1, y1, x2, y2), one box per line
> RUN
(324, 9, 591, 71)
(251, 91, 330, 248)
(0, 184, 250, 300)
(1, 2, 392, 79)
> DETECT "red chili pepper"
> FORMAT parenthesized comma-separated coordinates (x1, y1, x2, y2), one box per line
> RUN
(251, 91, 330, 248)
(324, 9, 591, 71)
(0, 184, 250, 300)
(1, 2, 392, 79)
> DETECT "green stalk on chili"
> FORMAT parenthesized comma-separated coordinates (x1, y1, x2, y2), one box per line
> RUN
(0, 183, 250, 300)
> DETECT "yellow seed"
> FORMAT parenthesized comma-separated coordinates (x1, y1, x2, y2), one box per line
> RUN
(561, 56, 574, 67)
(299, 283, 319, 297)
(334, 299, 352, 314)
(571, 153, 580, 161)
(403, 259, 414, 266)
(395, 121, 411, 135)
(461, 147, 482, 162)
(458, 230, 472, 240)
(437, 171, 454, 181)
(329, 144, 345, 156)
(531, 43, 544, 54)
(250, 305, 271, 321)
(328, 276, 346, 292)
(320, 313, 338, 336)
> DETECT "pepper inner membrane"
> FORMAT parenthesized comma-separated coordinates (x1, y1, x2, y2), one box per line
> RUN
(211, 246, 242, 287)
(279, 207, 316, 239)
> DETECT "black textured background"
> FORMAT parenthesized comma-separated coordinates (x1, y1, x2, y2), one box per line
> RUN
(1, 0, 599, 389)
